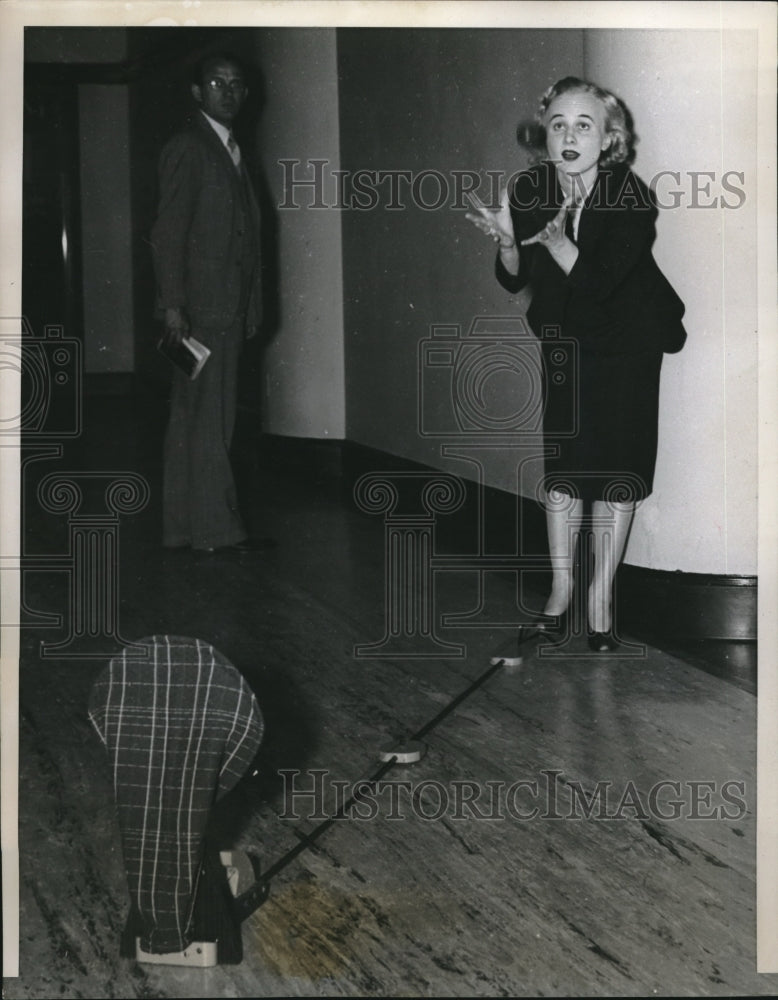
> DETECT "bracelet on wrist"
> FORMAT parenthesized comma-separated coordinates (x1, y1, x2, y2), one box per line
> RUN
(499, 240, 517, 251)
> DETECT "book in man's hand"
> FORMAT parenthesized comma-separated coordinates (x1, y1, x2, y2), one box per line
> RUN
(157, 335, 211, 380)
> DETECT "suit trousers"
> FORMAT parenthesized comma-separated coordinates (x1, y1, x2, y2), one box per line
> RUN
(163, 318, 246, 550)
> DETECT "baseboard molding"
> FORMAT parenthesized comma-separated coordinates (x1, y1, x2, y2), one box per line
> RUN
(256, 433, 345, 481)
(616, 565, 756, 642)
(338, 439, 757, 644)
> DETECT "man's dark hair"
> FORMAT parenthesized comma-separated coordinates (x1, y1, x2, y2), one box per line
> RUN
(192, 51, 246, 87)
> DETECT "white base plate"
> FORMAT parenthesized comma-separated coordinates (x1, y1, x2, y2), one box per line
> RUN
(136, 938, 217, 967)
(490, 653, 523, 667)
(379, 739, 426, 764)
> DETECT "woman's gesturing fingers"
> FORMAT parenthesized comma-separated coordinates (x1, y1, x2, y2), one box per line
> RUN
(465, 187, 515, 246)
(465, 189, 488, 215)
(464, 190, 491, 232)
(521, 196, 572, 247)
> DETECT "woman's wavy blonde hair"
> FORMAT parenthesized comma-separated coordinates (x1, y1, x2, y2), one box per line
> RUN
(530, 76, 635, 167)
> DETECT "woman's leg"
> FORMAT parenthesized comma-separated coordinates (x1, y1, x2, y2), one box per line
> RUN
(588, 500, 636, 632)
(544, 489, 584, 615)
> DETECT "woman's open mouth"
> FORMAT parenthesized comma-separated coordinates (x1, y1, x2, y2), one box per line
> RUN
(561, 150, 580, 161)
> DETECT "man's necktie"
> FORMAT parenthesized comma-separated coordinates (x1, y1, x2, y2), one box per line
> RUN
(227, 134, 241, 169)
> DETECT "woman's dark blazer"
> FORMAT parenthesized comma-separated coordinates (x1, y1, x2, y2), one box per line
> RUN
(497, 160, 686, 356)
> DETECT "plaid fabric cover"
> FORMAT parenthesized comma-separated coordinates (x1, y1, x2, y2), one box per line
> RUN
(89, 635, 263, 954)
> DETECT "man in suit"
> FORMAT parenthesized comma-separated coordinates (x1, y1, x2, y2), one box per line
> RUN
(151, 52, 263, 552)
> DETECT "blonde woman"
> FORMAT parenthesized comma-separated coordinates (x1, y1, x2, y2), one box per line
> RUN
(467, 77, 686, 651)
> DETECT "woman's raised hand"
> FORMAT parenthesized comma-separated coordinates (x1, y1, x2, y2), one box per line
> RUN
(465, 187, 516, 249)
(521, 197, 572, 248)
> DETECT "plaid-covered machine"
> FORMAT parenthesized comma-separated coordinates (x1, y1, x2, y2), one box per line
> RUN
(89, 635, 263, 956)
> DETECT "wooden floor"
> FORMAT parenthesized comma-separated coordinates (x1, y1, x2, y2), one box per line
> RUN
(4, 394, 773, 998)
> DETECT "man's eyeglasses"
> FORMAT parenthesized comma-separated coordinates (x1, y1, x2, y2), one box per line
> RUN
(206, 78, 246, 94)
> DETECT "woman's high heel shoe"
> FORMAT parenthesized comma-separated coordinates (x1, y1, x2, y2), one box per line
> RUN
(534, 610, 569, 644)
(490, 610, 569, 667)
(587, 630, 619, 653)
(516, 610, 569, 647)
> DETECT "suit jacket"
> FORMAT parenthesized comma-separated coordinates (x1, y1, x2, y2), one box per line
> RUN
(497, 161, 687, 356)
(151, 112, 262, 330)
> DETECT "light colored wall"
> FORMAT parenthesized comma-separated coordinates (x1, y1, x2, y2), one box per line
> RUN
(584, 29, 758, 574)
(339, 28, 584, 498)
(79, 84, 135, 373)
(253, 29, 345, 440)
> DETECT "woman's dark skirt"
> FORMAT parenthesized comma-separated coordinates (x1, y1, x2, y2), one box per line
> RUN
(541, 344, 663, 503)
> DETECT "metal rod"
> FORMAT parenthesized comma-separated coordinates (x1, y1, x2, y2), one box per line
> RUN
(255, 657, 508, 893)
(259, 753, 400, 884)
(410, 656, 508, 742)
